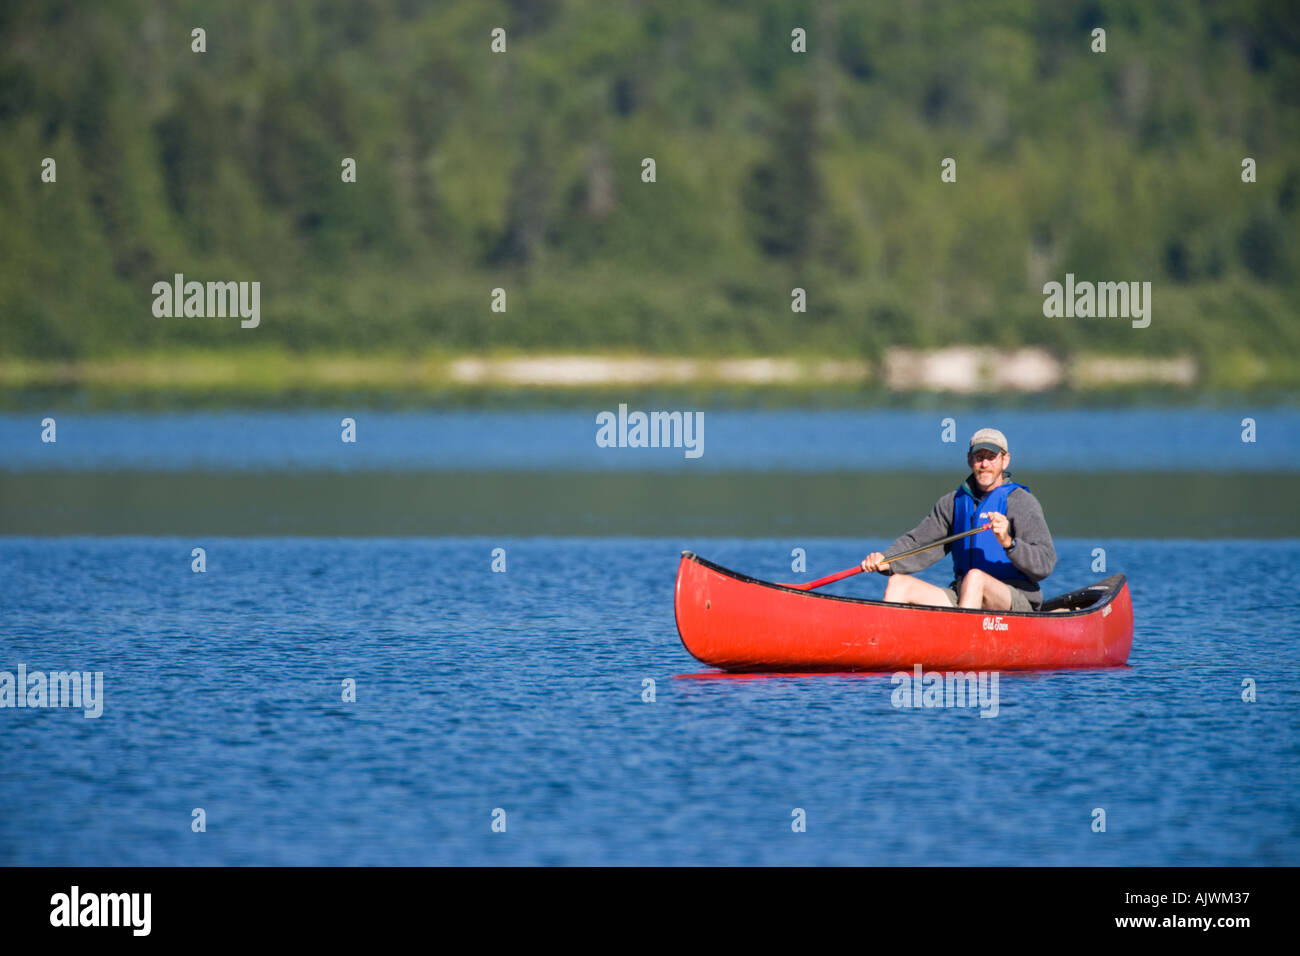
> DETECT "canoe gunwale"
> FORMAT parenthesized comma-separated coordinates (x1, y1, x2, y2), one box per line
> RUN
(678, 550, 1126, 620)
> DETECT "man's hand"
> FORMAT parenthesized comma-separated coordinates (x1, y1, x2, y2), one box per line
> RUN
(988, 512, 1013, 549)
(861, 552, 890, 573)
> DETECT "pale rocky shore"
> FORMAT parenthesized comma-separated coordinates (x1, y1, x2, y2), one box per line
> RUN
(453, 348, 1196, 390)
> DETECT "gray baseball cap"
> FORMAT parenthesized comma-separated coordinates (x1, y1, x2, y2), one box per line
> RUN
(969, 427, 1008, 455)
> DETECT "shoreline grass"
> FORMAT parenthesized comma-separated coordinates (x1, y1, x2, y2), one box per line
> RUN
(1, 348, 1297, 409)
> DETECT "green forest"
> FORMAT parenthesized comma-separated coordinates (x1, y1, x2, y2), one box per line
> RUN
(1, 0, 1298, 391)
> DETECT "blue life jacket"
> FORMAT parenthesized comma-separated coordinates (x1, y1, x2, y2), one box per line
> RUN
(951, 477, 1034, 588)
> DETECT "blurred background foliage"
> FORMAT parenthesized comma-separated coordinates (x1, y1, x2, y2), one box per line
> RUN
(1, 0, 1298, 387)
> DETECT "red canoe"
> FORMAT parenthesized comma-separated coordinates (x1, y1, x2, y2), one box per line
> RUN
(674, 551, 1133, 672)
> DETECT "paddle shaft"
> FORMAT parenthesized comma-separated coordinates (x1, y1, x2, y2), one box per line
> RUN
(786, 523, 993, 591)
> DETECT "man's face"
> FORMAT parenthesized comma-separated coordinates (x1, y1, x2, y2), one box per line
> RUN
(968, 448, 1008, 492)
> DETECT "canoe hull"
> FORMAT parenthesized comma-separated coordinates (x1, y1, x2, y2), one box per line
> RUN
(674, 552, 1133, 672)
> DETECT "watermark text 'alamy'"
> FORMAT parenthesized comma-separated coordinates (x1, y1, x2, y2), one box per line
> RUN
(596, 404, 703, 459)
(1042, 273, 1151, 328)
(1, 664, 103, 718)
(152, 273, 260, 328)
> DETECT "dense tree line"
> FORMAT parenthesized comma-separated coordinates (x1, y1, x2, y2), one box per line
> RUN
(1, 0, 1297, 387)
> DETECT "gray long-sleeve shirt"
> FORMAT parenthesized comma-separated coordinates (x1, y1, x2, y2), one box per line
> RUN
(880, 473, 1057, 606)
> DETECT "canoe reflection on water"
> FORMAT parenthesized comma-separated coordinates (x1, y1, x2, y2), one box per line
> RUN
(673, 667, 1131, 680)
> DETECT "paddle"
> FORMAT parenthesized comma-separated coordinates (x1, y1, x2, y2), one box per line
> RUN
(782, 523, 993, 591)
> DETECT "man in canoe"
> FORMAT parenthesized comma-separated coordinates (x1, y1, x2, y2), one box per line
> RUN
(861, 427, 1056, 611)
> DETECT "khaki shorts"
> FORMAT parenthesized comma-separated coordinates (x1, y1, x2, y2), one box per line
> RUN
(939, 582, 1036, 612)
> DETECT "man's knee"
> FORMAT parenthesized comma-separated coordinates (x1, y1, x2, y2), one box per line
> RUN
(958, 569, 986, 595)
(961, 569, 1014, 610)
(883, 574, 912, 601)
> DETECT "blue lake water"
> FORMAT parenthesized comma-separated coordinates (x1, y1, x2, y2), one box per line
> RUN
(2, 408, 1297, 471)
(2, 537, 1296, 865)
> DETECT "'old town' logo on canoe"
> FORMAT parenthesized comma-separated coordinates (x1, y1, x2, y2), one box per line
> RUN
(982, 615, 1008, 631)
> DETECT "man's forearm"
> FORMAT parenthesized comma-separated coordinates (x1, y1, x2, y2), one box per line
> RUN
(880, 496, 954, 575)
